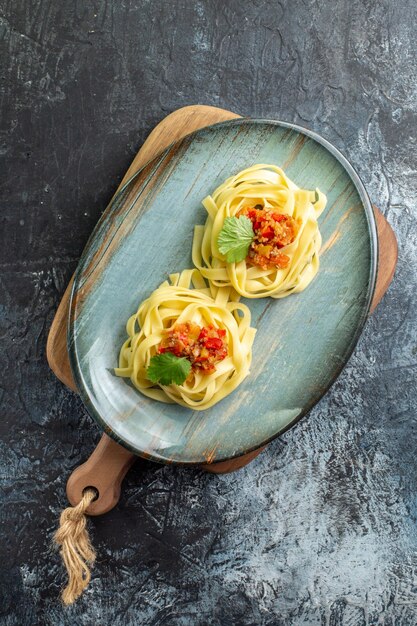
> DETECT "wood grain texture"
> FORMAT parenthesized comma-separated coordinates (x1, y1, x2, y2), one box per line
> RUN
(370, 207, 398, 313)
(66, 433, 136, 515)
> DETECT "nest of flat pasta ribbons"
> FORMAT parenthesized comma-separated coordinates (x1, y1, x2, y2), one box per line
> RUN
(237, 206, 300, 270)
(158, 322, 228, 374)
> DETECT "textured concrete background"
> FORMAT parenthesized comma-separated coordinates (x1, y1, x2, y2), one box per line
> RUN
(1, 0, 416, 624)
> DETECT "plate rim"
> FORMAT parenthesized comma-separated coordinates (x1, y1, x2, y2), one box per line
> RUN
(68, 117, 378, 465)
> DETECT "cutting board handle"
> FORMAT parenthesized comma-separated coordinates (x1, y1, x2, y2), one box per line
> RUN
(66, 434, 136, 515)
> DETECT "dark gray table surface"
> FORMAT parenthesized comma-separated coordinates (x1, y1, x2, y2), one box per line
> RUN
(1, 1, 416, 624)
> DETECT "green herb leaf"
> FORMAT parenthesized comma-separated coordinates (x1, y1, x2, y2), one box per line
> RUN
(217, 216, 255, 263)
(147, 352, 191, 386)
(313, 190, 320, 203)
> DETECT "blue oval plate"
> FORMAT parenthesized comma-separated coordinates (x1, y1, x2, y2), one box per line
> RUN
(69, 119, 377, 464)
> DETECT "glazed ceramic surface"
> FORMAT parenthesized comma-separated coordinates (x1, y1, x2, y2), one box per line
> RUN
(69, 119, 377, 464)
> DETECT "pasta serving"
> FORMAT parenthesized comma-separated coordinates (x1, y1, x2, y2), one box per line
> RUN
(192, 164, 327, 299)
(115, 269, 256, 410)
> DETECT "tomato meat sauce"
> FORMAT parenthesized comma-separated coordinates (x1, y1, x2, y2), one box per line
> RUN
(158, 321, 228, 374)
(237, 206, 300, 270)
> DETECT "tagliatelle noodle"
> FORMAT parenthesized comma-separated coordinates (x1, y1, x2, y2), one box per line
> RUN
(115, 269, 256, 410)
(192, 164, 327, 298)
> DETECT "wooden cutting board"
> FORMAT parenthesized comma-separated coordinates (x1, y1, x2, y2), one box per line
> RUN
(47, 105, 398, 502)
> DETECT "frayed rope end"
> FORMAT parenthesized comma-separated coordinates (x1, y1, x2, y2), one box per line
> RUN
(54, 488, 97, 605)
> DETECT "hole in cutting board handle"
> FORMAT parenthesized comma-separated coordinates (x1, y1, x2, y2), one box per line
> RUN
(82, 487, 99, 502)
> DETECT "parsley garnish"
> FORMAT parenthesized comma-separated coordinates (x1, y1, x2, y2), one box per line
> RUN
(217, 216, 255, 263)
(313, 190, 320, 203)
(147, 352, 191, 386)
